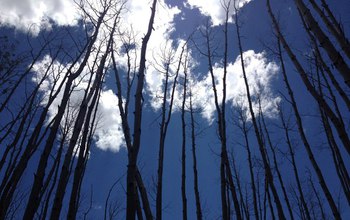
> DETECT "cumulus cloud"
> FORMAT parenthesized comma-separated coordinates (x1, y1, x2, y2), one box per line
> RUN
(144, 49, 281, 123)
(196, 50, 281, 122)
(114, 0, 180, 66)
(8, 0, 279, 150)
(94, 89, 125, 152)
(0, 0, 80, 35)
(32, 55, 124, 152)
(145, 39, 184, 110)
(16, 0, 181, 153)
(185, 0, 252, 26)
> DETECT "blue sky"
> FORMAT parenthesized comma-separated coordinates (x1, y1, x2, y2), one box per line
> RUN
(0, 0, 349, 219)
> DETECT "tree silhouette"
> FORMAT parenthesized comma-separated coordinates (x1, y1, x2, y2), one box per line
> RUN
(0, 0, 349, 219)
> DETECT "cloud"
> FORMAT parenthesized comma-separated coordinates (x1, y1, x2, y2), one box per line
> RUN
(144, 49, 281, 123)
(0, 0, 80, 35)
(196, 50, 281, 122)
(145, 39, 182, 110)
(94, 89, 125, 152)
(0, 0, 181, 42)
(185, 0, 252, 26)
(11, 0, 278, 150)
(114, 0, 180, 65)
(32, 55, 124, 152)
(23, 0, 181, 153)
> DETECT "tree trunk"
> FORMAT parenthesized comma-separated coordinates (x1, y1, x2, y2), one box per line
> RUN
(127, 1, 157, 218)
(294, 0, 350, 87)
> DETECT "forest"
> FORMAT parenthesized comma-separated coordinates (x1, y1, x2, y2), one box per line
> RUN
(0, 0, 349, 219)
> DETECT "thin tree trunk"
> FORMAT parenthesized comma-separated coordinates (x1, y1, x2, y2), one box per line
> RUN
(0, 49, 58, 172)
(126, 0, 157, 218)
(67, 15, 119, 220)
(199, 2, 242, 218)
(135, 169, 152, 220)
(315, 68, 350, 205)
(267, 3, 342, 216)
(319, 0, 346, 40)
(278, 105, 311, 220)
(66, 76, 101, 220)
(156, 42, 185, 220)
(49, 33, 110, 220)
(237, 108, 259, 220)
(231, 151, 249, 220)
(7, 12, 105, 220)
(308, 175, 326, 220)
(308, 0, 350, 60)
(181, 52, 188, 220)
(271, 0, 350, 155)
(39, 126, 66, 220)
(189, 91, 203, 220)
(266, 180, 276, 220)
(136, 192, 143, 220)
(0, 41, 49, 113)
(0, 41, 91, 220)
(235, 3, 286, 219)
(294, 0, 350, 87)
(259, 104, 295, 220)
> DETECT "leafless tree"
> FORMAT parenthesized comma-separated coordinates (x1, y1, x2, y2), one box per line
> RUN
(267, 1, 349, 218)
(154, 40, 185, 220)
(180, 47, 189, 220)
(234, 1, 286, 219)
(278, 104, 311, 220)
(234, 104, 259, 220)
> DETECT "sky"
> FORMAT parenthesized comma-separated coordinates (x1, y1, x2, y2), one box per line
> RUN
(0, 0, 350, 219)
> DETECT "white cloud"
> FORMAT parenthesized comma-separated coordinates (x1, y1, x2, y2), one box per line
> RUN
(24, 0, 181, 153)
(185, 0, 252, 26)
(144, 49, 281, 123)
(114, 0, 180, 65)
(145, 39, 183, 110)
(200, 50, 281, 121)
(32, 55, 124, 152)
(0, 0, 80, 35)
(197, 50, 280, 121)
(14, 0, 277, 150)
(94, 89, 125, 152)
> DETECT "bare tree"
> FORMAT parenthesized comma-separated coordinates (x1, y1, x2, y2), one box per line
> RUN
(234, 105, 259, 220)
(193, 2, 243, 218)
(180, 47, 189, 220)
(234, 1, 286, 219)
(155, 40, 185, 220)
(278, 104, 311, 220)
(188, 85, 203, 220)
(267, 1, 344, 219)
(123, 0, 157, 218)
(294, 0, 350, 87)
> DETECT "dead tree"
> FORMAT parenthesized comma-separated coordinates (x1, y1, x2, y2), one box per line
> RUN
(235, 105, 259, 220)
(259, 102, 294, 220)
(193, 1, 243, 218)
(278, 104, 311, 220)
(234, 1, 286, 219)
(268, 0, 350, 157)
(21, 6, 111, 219)
(294, 0, 350, 87)
(0, 33, 89, 219)
(122, 0, 158, 219)
(180, 48, 189, 220)
(155, 41, 184, 220)
(267, 1, 345, 219)
(314, 61, 350, 205)
(188, 86, 203, 220)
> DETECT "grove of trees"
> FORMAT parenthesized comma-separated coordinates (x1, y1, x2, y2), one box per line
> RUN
(0, 0, 349, 219)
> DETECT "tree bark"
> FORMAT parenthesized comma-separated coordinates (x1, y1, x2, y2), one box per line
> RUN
(127, 1, 157, 219)
(294, 0, 350, 87)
